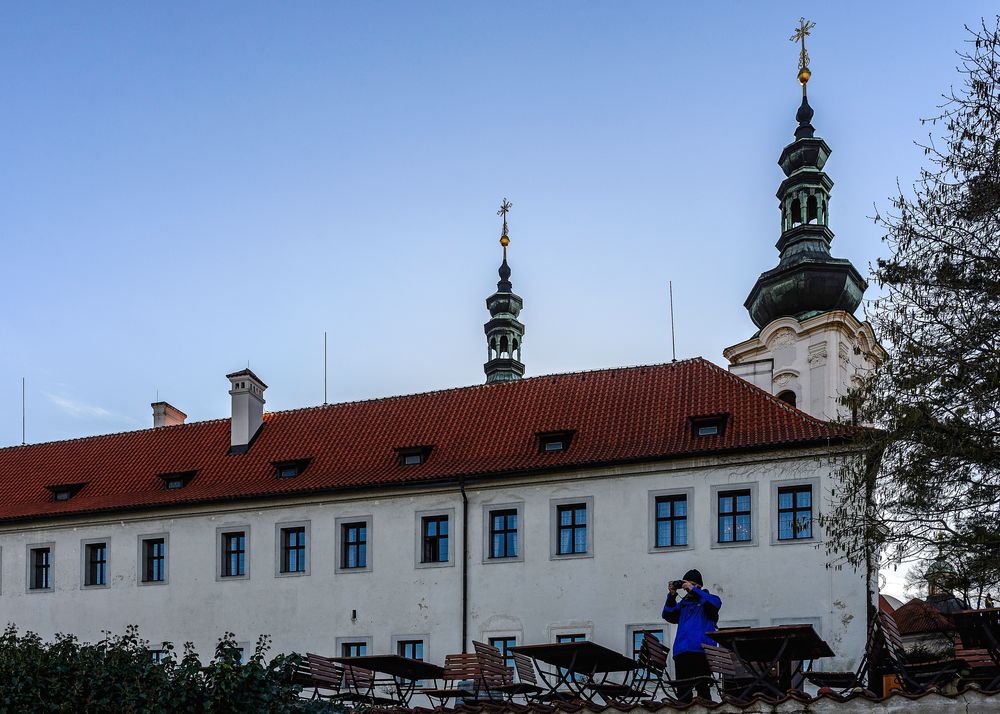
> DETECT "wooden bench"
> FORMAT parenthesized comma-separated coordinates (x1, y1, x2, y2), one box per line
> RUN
(955, 632, 1000, 690)
(290, 653, 343, 700)
(702, 644, 752, 698)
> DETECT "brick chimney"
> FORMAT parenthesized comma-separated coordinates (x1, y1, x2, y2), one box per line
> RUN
(151, 401, 187, 428)
(226, 369, 267, 453)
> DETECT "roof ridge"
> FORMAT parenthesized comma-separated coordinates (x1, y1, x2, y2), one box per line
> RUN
(0, 360, 705, 452)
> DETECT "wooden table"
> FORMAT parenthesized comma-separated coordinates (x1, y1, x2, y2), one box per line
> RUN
(953, 609, 1000, 690)
(708, 624, 835, 698)
(332, 654, 445, 705)
(511, 641, 637, 703)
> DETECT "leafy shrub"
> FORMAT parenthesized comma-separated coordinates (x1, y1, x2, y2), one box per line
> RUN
(0, 625, 343, 713)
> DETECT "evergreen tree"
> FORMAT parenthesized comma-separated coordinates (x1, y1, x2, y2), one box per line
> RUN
(823, 18, 1000, 597)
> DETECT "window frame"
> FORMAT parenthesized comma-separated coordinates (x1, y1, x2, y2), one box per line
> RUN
(275, 521, 311, 577)
(80, 538, 110, 589)
(770, 477, 821, 545)
(482, 502, 524, 563)
(549, 496, 594, 560)
(647, 488, 694, 552)
(710, 483, 758, 549)
(335, 515, 372, 573)
(392, 635, 430, 665)
(137, 533, 169, 586)
(26, 542, 55, 593)
(336, 637, 372, 658)
(414, 509, 455, 569)
(216, 526, 250, 581)
(488, 635, 518, 669)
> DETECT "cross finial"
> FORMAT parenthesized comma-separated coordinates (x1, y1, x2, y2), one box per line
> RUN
(790, 17, 815, 88)
(498, 198, 512, 249)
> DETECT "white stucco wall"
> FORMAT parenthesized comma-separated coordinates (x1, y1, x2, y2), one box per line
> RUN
(724, 310, 885, 422)
(0, 448, 868, 678)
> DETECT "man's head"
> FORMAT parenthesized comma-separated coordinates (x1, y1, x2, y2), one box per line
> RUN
(683, 569, 703, 587)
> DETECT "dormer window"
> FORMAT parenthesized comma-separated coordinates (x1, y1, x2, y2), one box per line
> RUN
(396, 445, 433, 466)
(47, 483, 86, 502)
(273, 459, 311, 479)
(158, 470, 197, 490)
(537, 430, 575, 453)
(690, 414, 729, 438)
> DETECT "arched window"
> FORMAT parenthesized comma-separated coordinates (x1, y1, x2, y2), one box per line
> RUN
(806, 195, 818, 224)
(499, 335, 509, 358)
(790, 198, 802, 226)
(777, 390, 797, 408)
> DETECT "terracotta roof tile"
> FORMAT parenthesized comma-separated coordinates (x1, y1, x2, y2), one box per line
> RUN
(894, 598, 955, 635)
(0, 359, 852, 523)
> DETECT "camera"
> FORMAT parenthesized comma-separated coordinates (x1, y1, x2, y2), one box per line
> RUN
(669, 580, 686, 590)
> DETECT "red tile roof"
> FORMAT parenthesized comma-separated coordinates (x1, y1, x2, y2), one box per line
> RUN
(894, 598, 955, 635)
(0, 359, 853, 523)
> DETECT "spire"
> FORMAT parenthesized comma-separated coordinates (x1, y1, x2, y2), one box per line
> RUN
(743, 19, 867, 329)
(483, 198, 525, 383)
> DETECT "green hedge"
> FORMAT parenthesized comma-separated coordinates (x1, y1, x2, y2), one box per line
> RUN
(0, 625, 341, 713)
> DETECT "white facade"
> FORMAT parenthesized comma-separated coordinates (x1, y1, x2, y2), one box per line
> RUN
(724, 310, 886, 422)
(0, 446, 868, 675)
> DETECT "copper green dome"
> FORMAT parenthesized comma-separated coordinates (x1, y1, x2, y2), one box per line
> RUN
(745, 95, 867, 329)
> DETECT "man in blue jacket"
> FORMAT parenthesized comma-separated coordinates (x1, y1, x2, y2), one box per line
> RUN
(661, 568, 722, 702)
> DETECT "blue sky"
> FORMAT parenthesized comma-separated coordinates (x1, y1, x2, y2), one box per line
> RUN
(0, 2, 991, 448)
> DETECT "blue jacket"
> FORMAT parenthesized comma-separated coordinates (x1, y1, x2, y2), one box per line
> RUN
(661, 586, 723, 658)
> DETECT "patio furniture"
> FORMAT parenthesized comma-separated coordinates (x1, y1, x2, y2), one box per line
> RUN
(472, 641, 545, 701)
(588, 633, 672, 704)
(952, 609, 1000, 691)
(707, 624, 835, 699)
(291, 652, 343, 700)
(510, 640, 638, 703)
(333, 654, 445, 706)
(419, 653, 490, 704)
(804, 617, 877, 693)
(701, 643, 755, 699)
(874, 609, 966, 694)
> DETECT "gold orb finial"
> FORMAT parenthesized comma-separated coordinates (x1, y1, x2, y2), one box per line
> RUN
(790, 17, 816, 88)
(497, 198, 512, 249)
(500, 234, 509, 247)
(798, 67, 811, 86)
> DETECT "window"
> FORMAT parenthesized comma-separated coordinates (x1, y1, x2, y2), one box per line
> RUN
(341, 522, 367, 569)
(421, 515, 449, 563)
(654, 495, 688, 547)
(280, 527, 306, 573)
(159, 470, 196, 490)
(632, 629, 663, 659)
(221, 531, 247, 577)
(489, 509, 518, 559)
(85, 542, 107, 587)
(690, 414, 728, 438)
(778, 485, 812, 540)
(718, 490, 752, 543)
(397, 640, 424, 661)
(537, 430, 575, 453)
(777, 390, 797, 408)
(29, 546, 52, 590)
(142, 538, 167, 583)
(47, 483, 85, 501)
(149, 649, 169, 663)
(489, 636, 517, 668)
(557, 504, 587, 555)
(396, 445, 433, 466)
(273, 459, 310, 479)
(630, 628, 665, 679)
(342, 641, 367, 657)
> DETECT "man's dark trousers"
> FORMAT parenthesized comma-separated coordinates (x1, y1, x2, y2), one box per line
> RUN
(674, 652, 712, 702)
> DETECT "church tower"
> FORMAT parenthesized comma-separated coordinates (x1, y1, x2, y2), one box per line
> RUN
(724, 19, 885, 421)
(484, 199, 525, 383)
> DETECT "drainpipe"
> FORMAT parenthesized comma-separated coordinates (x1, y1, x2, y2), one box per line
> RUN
(460, 478, 469, 654)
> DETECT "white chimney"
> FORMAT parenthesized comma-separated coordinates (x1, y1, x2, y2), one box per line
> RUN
(151, 401, 187, 428)
(226, 369, 267, 453)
